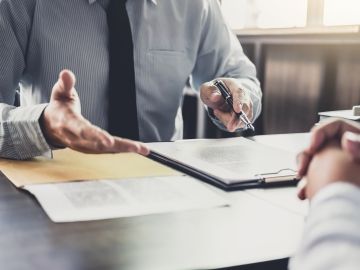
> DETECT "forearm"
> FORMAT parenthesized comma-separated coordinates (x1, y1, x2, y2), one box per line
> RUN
(0, 103, 51, 160)
(290, 182, 360, 270)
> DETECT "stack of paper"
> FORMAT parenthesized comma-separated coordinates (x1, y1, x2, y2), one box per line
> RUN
(0, 149, 227, 222)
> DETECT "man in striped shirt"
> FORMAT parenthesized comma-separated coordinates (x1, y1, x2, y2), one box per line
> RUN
(0, 0, 262, 160)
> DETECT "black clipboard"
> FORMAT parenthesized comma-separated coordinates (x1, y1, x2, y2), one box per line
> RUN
(147, 138, 299, 191)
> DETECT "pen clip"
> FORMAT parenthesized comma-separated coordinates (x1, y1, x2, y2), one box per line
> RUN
(213, 80, 231, 100)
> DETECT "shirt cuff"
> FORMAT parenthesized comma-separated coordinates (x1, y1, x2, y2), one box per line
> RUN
(207, 107, 228, 132)
(311, 182, 360, 208)
(7, 103, 52, 159)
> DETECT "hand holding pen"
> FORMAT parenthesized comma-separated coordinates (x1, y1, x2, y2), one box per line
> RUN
(213, 79, 255, 131)
(200, 78, 254, 132)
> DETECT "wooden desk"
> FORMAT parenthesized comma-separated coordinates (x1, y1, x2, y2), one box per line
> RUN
(0, 134, 308, 270)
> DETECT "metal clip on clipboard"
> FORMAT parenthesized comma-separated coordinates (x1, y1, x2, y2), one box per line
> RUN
(255, 169, 298, 184)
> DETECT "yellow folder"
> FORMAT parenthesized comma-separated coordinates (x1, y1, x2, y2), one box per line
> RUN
(0, 149, 181, 187)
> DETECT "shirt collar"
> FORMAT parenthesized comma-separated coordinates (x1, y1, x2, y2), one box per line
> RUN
(88, 0, 157, 5)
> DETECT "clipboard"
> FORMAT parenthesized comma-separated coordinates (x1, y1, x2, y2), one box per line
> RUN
(147, 137, 299, 191)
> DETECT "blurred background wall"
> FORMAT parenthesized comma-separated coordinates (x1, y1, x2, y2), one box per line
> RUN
(182, 0, 360, 138)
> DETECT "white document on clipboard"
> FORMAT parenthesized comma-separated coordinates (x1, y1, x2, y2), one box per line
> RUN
(147, 137, 298, 190)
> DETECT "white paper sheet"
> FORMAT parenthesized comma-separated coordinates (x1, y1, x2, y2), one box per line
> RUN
(24, 176, 228, 222)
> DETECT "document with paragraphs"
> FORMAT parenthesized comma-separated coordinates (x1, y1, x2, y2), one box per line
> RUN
(147, 137, 299, 190)
(24, 175, 228, 222)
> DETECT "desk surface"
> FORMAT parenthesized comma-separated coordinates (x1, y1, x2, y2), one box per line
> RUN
(0, 134, 309, 270)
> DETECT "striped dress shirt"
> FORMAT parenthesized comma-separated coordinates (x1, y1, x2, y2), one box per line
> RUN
(290, 182, 360, 270)
(0, 0, 261, 160)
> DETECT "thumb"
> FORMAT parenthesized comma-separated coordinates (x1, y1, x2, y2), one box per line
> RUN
(52, 69, 77, 101)
(200, 82, 226, 110)
(341, 131, 360, 161)
(297, 178, 308, 200)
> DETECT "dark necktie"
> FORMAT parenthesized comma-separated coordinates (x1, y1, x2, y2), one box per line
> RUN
(106, 0, 139, 140)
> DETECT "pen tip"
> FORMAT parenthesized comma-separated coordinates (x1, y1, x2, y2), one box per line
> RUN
(247, 124, 255, 132)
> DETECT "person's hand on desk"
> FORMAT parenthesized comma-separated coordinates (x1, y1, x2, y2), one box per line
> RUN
(297, 140, 360, 200)
(297, 119, 360, 200)
(40, 70, 149, 155)
(200, 78, 253, 132)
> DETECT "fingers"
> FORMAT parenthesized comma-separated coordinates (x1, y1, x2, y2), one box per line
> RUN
(296, 150, 311, 201)
(296, 178, 307, 200)
(52, 69, 78, 102)
(229, 83, 249, 113)
(68, 136, 149, 156)
(295, 120, 360, 202)
(59, 70, 76, 93)
(341, 131, 360, 161)
(63, 117, 149, 155)
(308, 119, 360, 154)
(231, 93, 244, 115)
(213, 109, 244, 132)
(296, 151, 312, 178)
(112, 137, 150, 156)
(295, 151, 312, 201)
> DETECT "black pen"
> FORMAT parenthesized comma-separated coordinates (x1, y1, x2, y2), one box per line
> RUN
(213, 79, 255, 131)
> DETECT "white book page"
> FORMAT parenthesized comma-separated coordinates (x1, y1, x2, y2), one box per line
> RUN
(24, 176, 228, 223)
(148, 137, 297, 184)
